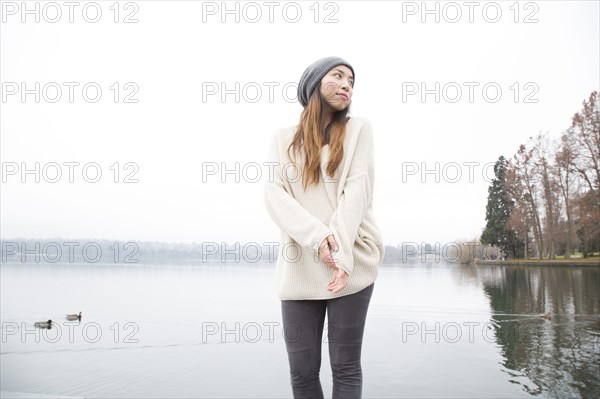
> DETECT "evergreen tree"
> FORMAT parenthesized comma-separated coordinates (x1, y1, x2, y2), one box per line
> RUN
(481, 156, 525, 259)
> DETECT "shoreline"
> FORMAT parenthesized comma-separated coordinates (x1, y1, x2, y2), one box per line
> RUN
(475, 258, 600, 267)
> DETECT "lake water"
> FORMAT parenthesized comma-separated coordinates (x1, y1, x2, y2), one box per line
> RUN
(1, 261, 598, 398)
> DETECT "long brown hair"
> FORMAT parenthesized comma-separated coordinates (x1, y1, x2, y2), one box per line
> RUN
(286, 86, 350, 191)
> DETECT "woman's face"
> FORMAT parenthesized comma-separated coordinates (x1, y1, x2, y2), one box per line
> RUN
(319, 65, 354, 112)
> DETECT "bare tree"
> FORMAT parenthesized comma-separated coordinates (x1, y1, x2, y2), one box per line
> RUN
(511, 144, 544, 259)
(506, 159, 532, 258)
(555, 134, 579, 258)
(532, 132, 561, 259)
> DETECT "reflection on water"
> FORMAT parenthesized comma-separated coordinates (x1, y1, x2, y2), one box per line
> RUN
(479, 265, 600, 398)
(0, 262, 598, 398)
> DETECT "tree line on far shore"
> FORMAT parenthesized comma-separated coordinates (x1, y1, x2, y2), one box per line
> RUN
(481, 91, 599, 260)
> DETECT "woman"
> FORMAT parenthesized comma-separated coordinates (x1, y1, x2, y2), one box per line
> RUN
(264, 56, 385, 398)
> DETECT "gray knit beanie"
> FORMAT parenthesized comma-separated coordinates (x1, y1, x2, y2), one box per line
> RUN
(297, 56, 355, 107)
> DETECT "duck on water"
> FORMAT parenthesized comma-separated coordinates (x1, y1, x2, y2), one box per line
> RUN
(66, 311, 82, 321)
(34, 319, 52, 328)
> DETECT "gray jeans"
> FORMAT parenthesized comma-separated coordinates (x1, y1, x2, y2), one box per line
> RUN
(281, 283, 375, 399)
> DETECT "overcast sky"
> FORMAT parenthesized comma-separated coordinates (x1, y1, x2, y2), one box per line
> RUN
(1, 0, 599, 248)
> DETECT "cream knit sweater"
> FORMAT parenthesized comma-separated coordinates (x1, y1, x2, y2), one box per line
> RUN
(264, 116, 385, 300)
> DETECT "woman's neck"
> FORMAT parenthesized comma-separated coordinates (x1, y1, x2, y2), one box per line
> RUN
(322, 102, 335, 127)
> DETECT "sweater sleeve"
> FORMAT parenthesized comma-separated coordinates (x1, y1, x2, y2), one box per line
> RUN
(264, 131, 334, 256)
(328, 119, 375, 276)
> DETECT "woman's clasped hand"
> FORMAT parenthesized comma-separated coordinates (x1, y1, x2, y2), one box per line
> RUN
(318, 235, 348, 293)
